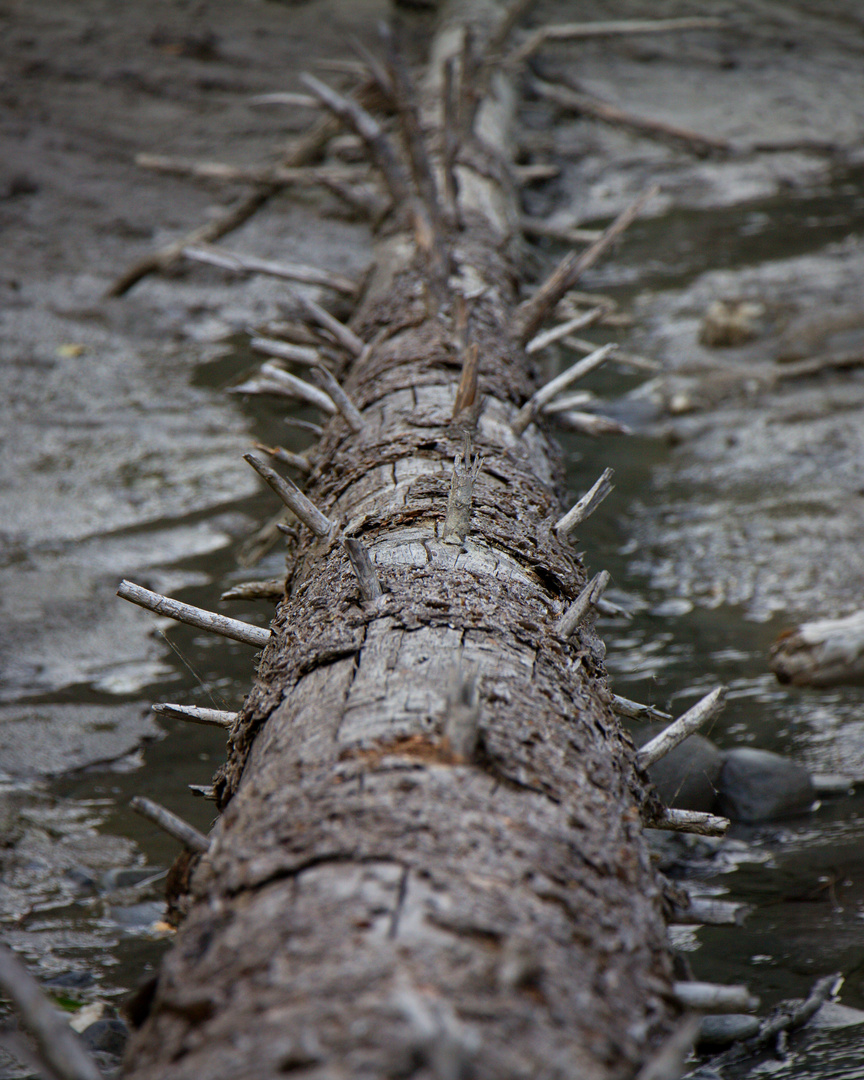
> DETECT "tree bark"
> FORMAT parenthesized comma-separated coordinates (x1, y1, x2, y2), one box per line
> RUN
(121, 4, 678, 1077)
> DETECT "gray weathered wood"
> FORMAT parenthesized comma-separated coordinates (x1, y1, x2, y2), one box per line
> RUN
(117, 580, 272, 648)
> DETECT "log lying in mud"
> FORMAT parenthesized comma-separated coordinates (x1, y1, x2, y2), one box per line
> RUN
(770, 609, 864, 687)
(117, 6, 706, 1079)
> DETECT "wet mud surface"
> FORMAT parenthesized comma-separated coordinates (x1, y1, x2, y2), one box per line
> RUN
(3, 0, 864, 1075)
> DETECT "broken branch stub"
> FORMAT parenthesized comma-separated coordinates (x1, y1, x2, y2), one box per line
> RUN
(512, 344, 616, 434)
(130, 796, 209, 854)
(556, 467, 614, 538)
(442, 441, 482, 543)
(555, 570, 611, 638)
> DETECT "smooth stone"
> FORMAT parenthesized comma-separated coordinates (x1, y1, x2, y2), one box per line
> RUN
(698, 1013, 761, 1047)
(810, 1002, 864, 1029)
(810, 772, 856, 795)
(81, 1018, 130, 1056)
(44, 969, 95, 990)
(717, 748, 815, 823)
(644, 732, 725, 814)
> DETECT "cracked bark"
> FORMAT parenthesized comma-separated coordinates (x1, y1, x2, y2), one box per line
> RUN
(121, 3, 678, 1077)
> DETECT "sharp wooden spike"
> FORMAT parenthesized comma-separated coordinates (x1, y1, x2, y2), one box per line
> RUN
(512, 344, 616, 435)
(343, 537, 383, 601)
(514, 187, 658, 344)
(117, 580, 271, 648)
(556, 468, 614, 538)
(452, 342, 480, 419)
(130, 796, 209, 854)
(301, 72, 410, 205)
(442, 438, 482, 544)
(152, 703, 237, 729)
(312, 365, 364, 432)
(555, 570, 610, 638)
(648, 807, 729, 837)
(244, 452, 333, 538)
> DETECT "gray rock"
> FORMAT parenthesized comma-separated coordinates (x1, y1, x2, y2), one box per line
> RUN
(81, 1018, 129, 1056)
(698, 1013, 761, 1047)
(717, 748, 815, 823)
(646, 734, 724, 813)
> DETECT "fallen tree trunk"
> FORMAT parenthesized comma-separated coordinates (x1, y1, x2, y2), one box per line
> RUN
(120, 5, 682, 1077)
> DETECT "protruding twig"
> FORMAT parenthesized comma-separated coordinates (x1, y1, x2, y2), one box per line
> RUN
(250, 336, 319, 366)
(283, 416, 324, 438)
(512, 343, 616, 434)
(452, 342, 480, 419)
(152, 703, 237, 729)
(117, 580, 272, 648)
(541, 390, 596, 414)
(610, 694, 672, 723)
(0, 944, 102, 1080)
(343, 537, 382, 601)
(182, 243, 358, 294)
(672, 981, 759, 1014)
(252, 441, 312, 475)
(301, 72, 410, 205)
(512, 17, 725, 63)
(556, 467, 614, 538)
(514, 187, 658, 343)
(231, 362, 336, 414)
(670, 897, 749, 926)
(221, 578, 285, 602)
(564, 335, 659, 371)
(648, 807, 729, 837)
(444, 669, 481, 762)
(442, 439, 482, 544)
(132, 154, 366, 187)
(521, 216, 602, 244)
(130, 796, 209, 854)
(383, 26, 445, 244)
(525, 305, 606, 354)
(555, 570, 610, 638)
(247, 91, 321, 110)
(347, 35, 395, 100)
(188, 784, 217, 801)
(312, 365, 364, 432)
(533, 79, 730, 157)
(291, 290, 366, 358)
(636, 686, 727, 770)
(550, 411, 632, 437)
(441, 57, 460, 224)
(244, 453, 333, 538)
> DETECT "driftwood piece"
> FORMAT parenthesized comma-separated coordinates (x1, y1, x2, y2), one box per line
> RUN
(770, 609, 864, 687)
(119, 5, 695, 1078)
(0, 944, 101, 1080)
(511, 16, 725, 63)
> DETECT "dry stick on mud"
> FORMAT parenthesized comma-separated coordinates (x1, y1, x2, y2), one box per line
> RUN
(117, 6, 726, 1078)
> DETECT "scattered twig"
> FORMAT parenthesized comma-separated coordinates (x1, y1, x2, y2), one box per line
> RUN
(244, 453, 333, 538)
(117, 580, 272, 648)
(556, 467, 614, 538)
(564, 335, 659, 371)
(152, 703, 237, 728)
(555, 570, 610, 638)
(512, 343, 616, 434)
(133, 154, 364, 186)
(636, 687, 727, 770)
(130, 796, 209, 854)
(514, 186, 658, 343)
(0, 944, 102, 1080)
(246, 91, 321, 109)
(533, 79, 731, 157)
(343, 537, 383, 601)
(511, 17, 725, 63)
(182, 243, 358, 294)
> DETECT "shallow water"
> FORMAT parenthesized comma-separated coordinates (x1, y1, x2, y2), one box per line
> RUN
(4, 167, 864, 1079)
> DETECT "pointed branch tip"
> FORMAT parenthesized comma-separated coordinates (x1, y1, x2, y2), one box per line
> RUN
(117, 579, 271, 648)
